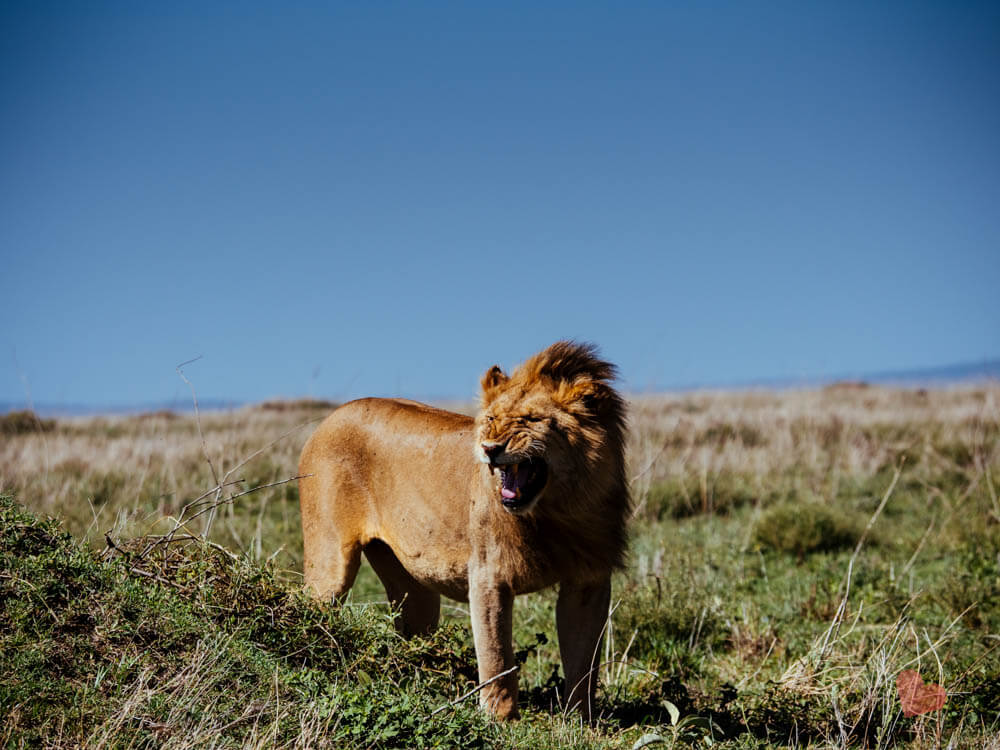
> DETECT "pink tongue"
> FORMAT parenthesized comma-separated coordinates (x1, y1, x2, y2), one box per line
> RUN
(500, 468, 528, 500)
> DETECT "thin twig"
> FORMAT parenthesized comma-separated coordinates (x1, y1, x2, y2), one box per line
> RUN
(0, 573, 60, 621)
(817, 462, 902, 664)
(137, 474, 309, 559)
(103, 531, 127, 558)
(226, 475, 310, 502)
(220, 419, 318, 486)
(948, 639, 1000, 691)
(176, 355, 219, 487)
(901, 513, 936, 577)
(177, 475, 308, 530)
(127, 565, 181, 589)
(426, 665, 520, 718)
(628, 433, 674, 486)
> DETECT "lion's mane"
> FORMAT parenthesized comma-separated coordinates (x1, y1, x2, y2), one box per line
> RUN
(478, 341, 630, 574)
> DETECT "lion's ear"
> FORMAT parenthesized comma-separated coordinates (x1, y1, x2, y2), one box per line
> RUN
(481, 365, 508, 395)
(558, 378, 607, 415)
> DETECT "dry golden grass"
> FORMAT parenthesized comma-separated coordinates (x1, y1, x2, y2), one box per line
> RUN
(0, 404, 329, 569)
(3, 384, 996, 572)
(628, 384, 998, 519)
(630, 384, 996, 479)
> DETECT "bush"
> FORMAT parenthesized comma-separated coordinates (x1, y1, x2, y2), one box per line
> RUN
(752, 501, 860, 558)
(0, 410, 55, 435)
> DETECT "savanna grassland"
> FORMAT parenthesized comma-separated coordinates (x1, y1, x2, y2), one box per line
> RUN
(2, 384, 999, 749)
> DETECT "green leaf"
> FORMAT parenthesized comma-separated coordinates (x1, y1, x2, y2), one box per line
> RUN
(662, 698, 681, 726)
(632, 733, 668, 749)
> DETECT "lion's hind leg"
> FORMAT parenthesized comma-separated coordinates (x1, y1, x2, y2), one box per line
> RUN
(303, 540, 363, 604)
(364, 540, 441, 637)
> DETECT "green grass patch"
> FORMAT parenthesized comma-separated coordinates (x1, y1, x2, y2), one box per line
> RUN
(0, 496, 496, 748)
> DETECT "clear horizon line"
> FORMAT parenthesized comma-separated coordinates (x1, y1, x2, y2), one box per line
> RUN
(4, 357, 999, 417)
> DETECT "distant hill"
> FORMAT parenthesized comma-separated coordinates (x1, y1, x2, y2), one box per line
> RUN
(0, 397, 243, 418)
(843, 359, 1000, 386)
(2, 359, 998, 416)
(729, 358, 1000, 391)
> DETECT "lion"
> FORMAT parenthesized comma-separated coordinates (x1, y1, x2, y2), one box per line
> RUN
(298, 341, 629, 720)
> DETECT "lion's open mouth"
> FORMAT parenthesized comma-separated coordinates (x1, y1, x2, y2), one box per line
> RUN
(498, 457, 548, 511)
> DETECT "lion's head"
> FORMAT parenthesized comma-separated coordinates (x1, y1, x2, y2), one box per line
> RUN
(475, 341, 628, 516)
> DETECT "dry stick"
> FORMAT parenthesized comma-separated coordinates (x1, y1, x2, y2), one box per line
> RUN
(137, 404, 317, 557)
(181, 480, 247, 512)
(154, 476, 309, 553)
(127, 565, 181, 589)
(603, 597, 617, 686)
(900, 514, 936, 578)
(175, 359, 319, 542)
(134, 474, 308, 561)
(176, 355, 227, 537)
(611, 628, 639, 686)
(831, 689, 849, 749)
(594, 659, 660, 683)
(816, 462, 903, 665)
(736, 635, 779, 690)
(217, 417, 321, 493)
(136, 483, 239, 558)
(104, 531, 127, 558)
(191, 475, 309, 519)
(906, 604, 977, 670)
(628, 431, 675, 486)
(196, 416, 319, 540)
(176, 356, 219, 486)
(949, 639, 1000, 693)
(426, 666, 520, 718)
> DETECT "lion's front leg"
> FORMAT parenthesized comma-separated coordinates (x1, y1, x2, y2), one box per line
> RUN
(468, 570, 519, 719)
(557, 577, 611, 723)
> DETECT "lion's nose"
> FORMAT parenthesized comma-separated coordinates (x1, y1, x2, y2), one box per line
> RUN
(481, 441, 506, 462)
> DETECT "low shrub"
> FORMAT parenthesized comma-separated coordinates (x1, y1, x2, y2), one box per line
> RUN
(752, 501, 861, 558)
(0, 409, 55, 435)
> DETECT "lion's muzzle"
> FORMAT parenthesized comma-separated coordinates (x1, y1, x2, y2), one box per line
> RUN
(480, 444, 549, 513)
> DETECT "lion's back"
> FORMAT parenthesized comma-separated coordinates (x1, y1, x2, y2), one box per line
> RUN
(301, 397, 471, 461)
(298, 398, 477, 591)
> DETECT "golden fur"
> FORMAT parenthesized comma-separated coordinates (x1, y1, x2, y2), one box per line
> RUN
(298, 341, 629, 720)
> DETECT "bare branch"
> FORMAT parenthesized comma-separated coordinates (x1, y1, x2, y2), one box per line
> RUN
(426, 666, 519, 718)
(175, 355, 220, 489)
(137, 474, 310, 559)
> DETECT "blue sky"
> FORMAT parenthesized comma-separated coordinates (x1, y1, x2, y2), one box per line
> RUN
(2, 1, 998, 408)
